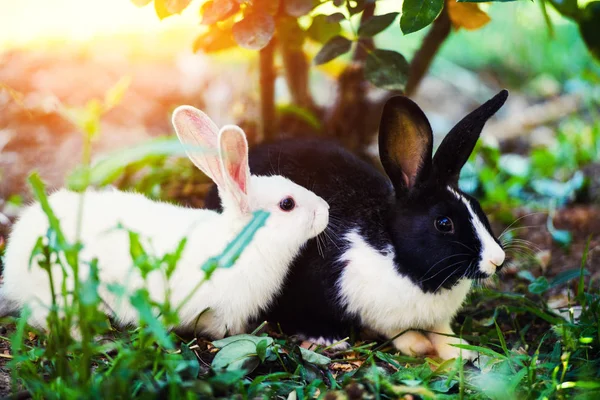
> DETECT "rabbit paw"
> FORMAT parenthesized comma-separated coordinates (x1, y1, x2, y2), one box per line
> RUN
(301, 337, 350, 351)
(427, 325, 478, 361)
(392, 331, 435, 357)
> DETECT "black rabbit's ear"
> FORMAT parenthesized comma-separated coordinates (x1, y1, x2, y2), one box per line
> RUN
(379, 96, 433, 195)
(433, 90, 508, 183)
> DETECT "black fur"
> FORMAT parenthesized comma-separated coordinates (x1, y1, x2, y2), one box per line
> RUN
(205, 90, 509, 341)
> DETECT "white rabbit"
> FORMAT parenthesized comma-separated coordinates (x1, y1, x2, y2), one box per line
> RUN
(0, 106, 330, 338)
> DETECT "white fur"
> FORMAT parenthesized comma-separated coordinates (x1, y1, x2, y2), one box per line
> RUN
(1, 108, 330, 338)
(337, 230, 476, 359)
(447, 186, 505, 275)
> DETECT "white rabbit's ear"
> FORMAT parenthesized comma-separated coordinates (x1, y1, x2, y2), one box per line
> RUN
(218, 125, 250, 214)
(172, 105, 224, 184)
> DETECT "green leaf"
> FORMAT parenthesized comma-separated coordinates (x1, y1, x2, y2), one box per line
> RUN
(314, 36, 352, 65)
(307, 15, 342, 44)
(528, 276, 550, 295)
(365, 49, 409, 90)
(201, 0, 239, 25)
(67, 137, 212, 189)
(212, 334, 274, 348)
(256, 339, 269, 362)
(130, 289, 174, 349)
(498, 154, 531, 178)
(547, 215, 572, 247)
(181, 344, 201, 378)
(299, 347, 331, 366)
(517, 270, 536, 283)
(550, 268, 589, 288)
(358, 12, 398, 37)
(400, 0, 444, 34)
(212, 339, 258, 371)
(578, 2, 600, 60)
(217, 210, 270, 269)
(284, 0, 314, 17)
(232, 12, 275, 50)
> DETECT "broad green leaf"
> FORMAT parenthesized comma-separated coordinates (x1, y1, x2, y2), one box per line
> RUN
(181, 344, 201, 378)
(578, 2, 600, 60)
(299, 347, 331, 366)
(358, 12, 398, 37)
(365, 49, 409, 90)
(193, 26, 237, 53)
(307, 15, 342, 44)
(400, 0, 444, 34)
(528, 276, 550, 294)
(212, 334, 274, 348)
(232, 12, 275, 50)
(314, 36, 352, 65)
(284, 0, 314, 17)
(212, 339, 258, 371)
(201, 0, 239, 25)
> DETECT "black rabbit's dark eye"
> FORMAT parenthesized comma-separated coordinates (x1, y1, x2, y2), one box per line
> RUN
(279, 197, 295, 212)
(435, 217, 454, 233)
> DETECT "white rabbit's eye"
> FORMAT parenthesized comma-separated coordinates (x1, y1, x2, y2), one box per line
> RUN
(435, 216, 454, 233)
(279, 197, 295, 212)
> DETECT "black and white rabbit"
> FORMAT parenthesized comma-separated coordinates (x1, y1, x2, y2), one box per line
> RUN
(0, 106, 329, 338)
(205, 90, 509, 359)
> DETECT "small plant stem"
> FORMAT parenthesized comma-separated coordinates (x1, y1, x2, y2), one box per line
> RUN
(259, 38, 277, 142)
(405, 2, 451, 96)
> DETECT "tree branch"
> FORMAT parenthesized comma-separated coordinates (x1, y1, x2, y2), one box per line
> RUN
(405, 4, 451, 97)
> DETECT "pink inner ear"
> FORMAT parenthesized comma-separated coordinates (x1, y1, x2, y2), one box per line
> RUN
(232, 163, 247, 193)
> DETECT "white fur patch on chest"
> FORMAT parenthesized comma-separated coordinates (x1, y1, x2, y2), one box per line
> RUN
(336, 231, 472, 334)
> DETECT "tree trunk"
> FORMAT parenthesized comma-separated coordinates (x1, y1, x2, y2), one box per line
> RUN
(259, 38, 277, 142)
(405, 4, 451, 97)
(324, 2, 375, 151)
